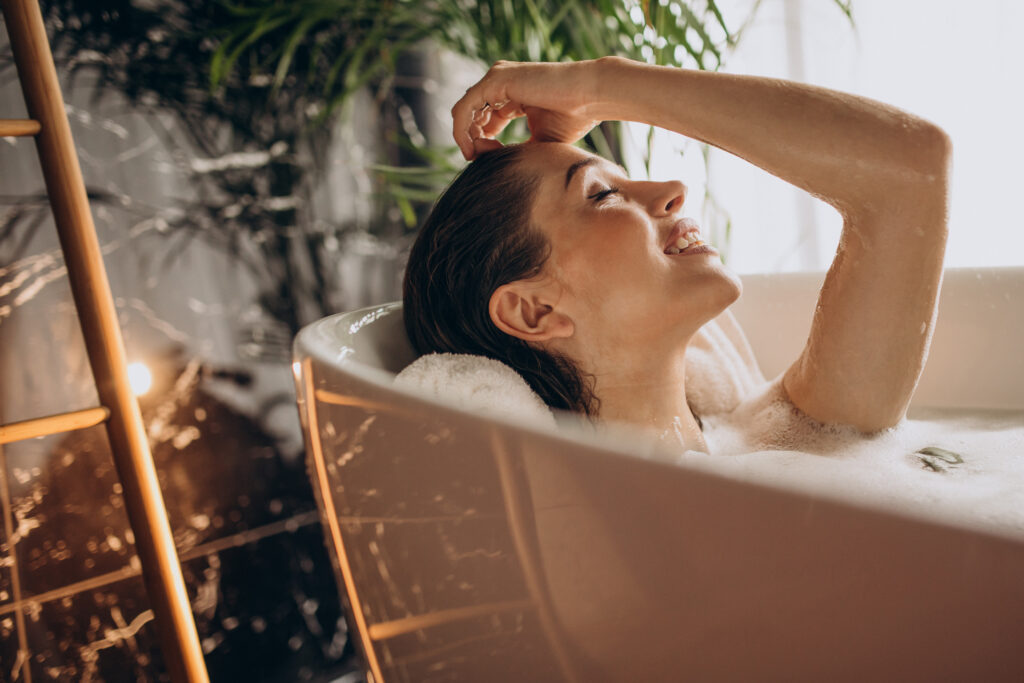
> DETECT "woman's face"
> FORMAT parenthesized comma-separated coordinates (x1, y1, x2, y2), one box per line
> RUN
(518, 142, 741, 353)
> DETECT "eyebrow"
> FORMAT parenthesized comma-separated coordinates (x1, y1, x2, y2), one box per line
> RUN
(564, 158, 597, 189)
(564, 157, 628, 190)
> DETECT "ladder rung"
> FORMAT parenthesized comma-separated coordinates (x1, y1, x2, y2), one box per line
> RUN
(0, 118, 41, 137)
(0, 406, 110, 445)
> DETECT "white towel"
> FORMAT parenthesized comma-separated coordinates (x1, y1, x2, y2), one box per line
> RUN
(394, 353, 557, 426)
(393, 311, 764, 429)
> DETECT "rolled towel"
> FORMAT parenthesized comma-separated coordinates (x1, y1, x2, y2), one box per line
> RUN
(395, 353, 556, 426)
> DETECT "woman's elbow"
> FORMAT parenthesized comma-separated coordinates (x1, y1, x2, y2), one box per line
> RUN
(907, 119, 952, 181)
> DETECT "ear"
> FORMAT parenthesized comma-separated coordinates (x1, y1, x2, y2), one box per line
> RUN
(489, 279, 574, 343)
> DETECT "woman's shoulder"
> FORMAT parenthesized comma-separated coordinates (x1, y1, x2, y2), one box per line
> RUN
(687, 310, 855, 453)
(686, 308, 766, 416)
(703, 372, 864, 455)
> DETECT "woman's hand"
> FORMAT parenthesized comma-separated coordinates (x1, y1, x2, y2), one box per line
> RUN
(451, 59, 612, 160)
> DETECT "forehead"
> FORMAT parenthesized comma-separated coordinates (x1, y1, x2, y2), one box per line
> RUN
(518, 143, 614, 217)
(518, 142, 601, 182)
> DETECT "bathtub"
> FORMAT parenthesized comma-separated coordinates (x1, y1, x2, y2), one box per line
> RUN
(293, 267, 1024, 682)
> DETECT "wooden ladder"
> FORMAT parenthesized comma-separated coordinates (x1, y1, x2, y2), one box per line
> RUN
(0, 1, 209, 680)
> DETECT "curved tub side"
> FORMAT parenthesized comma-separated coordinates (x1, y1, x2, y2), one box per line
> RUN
(294, 282, 1024, 681)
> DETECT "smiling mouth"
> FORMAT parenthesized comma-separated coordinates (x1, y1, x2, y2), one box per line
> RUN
(664, 226, 717, 256)
(663, 218, 716, 255)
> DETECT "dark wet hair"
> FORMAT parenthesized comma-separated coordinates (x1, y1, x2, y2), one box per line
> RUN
(403, 144, 597, 415)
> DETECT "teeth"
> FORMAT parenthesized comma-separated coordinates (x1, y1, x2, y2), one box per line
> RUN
(665, 232, 706, 254)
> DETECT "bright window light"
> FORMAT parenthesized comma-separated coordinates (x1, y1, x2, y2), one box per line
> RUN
(664, 0, 1024, 273)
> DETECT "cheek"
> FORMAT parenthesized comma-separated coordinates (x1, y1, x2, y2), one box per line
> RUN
(545, 208, 660, 287)
(556, 245, 657, 302)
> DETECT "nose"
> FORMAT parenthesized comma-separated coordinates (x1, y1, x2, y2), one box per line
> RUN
(644, 179, 687, 216)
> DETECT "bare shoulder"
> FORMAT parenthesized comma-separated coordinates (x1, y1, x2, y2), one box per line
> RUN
(686, 309, 766, 417)
(705, 375, 859, 455)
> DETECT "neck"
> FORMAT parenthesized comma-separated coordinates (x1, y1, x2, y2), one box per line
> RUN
(588, 342, 707, 453)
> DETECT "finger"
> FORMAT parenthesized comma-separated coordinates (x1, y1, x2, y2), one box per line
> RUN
(480, 117, 509, 139)
(481, 101, 524, 138)
(472, 104, 492, 124)
(452, 88, 493, 159)
(472, 137, 504, 157)
(451, 76, 511, 159)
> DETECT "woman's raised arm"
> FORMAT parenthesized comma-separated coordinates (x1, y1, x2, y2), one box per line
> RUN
(453, 57, 951, 430)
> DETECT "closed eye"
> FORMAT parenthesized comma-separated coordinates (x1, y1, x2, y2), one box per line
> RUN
(588, 187, 619, 202)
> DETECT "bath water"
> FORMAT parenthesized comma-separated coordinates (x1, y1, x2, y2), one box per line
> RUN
(685, 403, 1024, 540)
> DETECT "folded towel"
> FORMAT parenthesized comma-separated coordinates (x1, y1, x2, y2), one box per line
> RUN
(394, 352, 557, 426)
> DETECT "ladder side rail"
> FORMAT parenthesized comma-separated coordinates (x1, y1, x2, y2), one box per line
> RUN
(0, 1, 209, 681)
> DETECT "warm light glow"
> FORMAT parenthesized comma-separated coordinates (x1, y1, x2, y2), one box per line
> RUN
(127, 362, 153, 396)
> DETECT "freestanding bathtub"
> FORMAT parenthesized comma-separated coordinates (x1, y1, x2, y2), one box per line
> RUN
(293, 267, 1024, 683)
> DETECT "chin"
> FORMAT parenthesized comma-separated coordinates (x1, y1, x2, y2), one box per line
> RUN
(645, 269, 741, 341)
(696, 262, 742, 313)
(720, 268, 743, 304)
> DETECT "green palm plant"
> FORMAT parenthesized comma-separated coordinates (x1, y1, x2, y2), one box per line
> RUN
(210, 0, 739, 114)
(210, 0, 853, 249)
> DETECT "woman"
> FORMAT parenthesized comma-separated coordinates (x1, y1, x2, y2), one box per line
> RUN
(403, 57, 950, 453)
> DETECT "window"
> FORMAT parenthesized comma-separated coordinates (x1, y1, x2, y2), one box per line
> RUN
(644, 0, 1024, 272)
